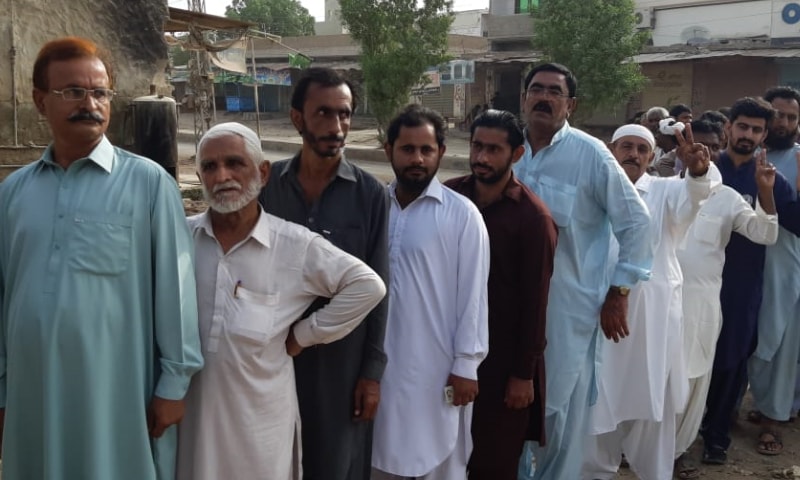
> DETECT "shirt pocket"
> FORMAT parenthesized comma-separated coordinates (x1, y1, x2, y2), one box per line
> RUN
(692, 214, 723, 247)
(231, 286, 278, 345)
(535, 175, 576, 228)
(69, 211, 133, 275)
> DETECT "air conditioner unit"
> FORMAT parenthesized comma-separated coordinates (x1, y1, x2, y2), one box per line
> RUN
(634, 8, 653, 30)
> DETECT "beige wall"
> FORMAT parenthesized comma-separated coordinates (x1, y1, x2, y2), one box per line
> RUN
(639, 57, 780, 115)
(0, 0, 171, 147)
(691, 57, 778, 111)
(641, 62, 694, 109)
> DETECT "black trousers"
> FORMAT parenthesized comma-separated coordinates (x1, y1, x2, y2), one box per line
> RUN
(701, 358, 748, 451)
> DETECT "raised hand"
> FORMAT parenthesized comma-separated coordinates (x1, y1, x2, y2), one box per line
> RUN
(674, 123, 710, 177)
(755, 148, 776, 191)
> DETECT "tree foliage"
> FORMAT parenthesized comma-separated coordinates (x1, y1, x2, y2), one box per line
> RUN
(169, 43, 192, 67)
(339, 0, 454, 140)
(531, 0, 649, 122)
(225, 0, 315, 37)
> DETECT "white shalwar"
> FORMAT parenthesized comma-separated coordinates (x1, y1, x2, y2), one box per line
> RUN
(674, 187, 778, 455)
(584, 170, 713, 480)
(372, 178, 490, 479)
(177, 209, 386, 480)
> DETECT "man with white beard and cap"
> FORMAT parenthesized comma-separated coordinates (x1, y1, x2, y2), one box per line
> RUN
(582, 123, 713, 480)
(176, 122, 386, 480)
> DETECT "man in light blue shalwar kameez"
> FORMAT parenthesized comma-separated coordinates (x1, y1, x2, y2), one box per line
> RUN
(748, 87, 800, 455)
(0, 37, 203, 480)
(513, 63, 652, 480)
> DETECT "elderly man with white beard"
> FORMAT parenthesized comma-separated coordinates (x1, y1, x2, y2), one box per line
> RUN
(582, 124, 713, 480)
(176, 122, 386, 480)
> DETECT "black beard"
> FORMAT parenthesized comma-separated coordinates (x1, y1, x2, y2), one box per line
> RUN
(474, 173, 506, 185)
(301, 130, 346, 158)
(396, 175, 434, 194)
(764, 131, 798, 151)
(730, 141, 756, 155)
(471, 162, 512, 185)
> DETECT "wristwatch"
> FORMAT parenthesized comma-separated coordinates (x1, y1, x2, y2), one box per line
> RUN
(610, 285, 630, 296)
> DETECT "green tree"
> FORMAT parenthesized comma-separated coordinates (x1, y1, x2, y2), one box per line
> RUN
(531, 0, 649, 122)
(225, 0, 315, 36)
(170, 44, 192, 67)
(340, 0, 454, 140)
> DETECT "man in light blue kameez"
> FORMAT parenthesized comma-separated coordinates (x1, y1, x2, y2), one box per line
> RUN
(747, 86, 800, 456)
(513, 63, 652, 479)
(0, 37, 203, 479)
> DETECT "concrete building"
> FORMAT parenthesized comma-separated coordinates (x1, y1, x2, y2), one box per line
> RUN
(631, 0, 800, 115)
(315, 0, 347, 36)
(476, 0, 539, 115)
(479, 0, 800, 126)
(315, 0, 488, 37)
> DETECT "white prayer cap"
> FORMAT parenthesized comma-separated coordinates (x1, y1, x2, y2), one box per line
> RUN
(197, 122, 265, 166)
(611, 124, 655, 150)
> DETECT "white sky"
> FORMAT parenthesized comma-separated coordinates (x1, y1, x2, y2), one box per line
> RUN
(184, 0, 490, 22)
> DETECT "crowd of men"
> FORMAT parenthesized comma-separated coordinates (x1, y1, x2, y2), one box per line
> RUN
(0, 36, 799, 480)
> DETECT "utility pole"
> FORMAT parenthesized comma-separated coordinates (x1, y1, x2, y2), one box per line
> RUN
(188, 0, 213, 149)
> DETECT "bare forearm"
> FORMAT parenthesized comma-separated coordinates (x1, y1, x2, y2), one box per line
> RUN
(758, 187, 777, 215)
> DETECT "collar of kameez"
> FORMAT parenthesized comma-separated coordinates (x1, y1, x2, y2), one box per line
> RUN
(40, 136, 115, 174)
(503, 172, 524, 202)
(455, 173, 523, 203)
(194, 205, 272, 249)
(281, 151, 357, 182)
(522, 121, 571, 157)
(634, 171, 654, 193)
(389, 176, 444, 204)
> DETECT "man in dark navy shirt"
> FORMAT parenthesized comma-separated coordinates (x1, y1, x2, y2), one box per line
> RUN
(702, 97, 800, 465)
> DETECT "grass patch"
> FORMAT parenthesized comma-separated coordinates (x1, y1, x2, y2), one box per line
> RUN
(182, 187, 204, 201)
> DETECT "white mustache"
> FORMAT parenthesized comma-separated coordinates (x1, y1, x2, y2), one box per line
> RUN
(212, 181, 242, 193)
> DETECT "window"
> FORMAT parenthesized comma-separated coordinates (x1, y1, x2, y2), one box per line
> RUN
(516, 0, 539, 14)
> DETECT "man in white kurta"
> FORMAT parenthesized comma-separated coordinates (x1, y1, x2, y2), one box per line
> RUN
(583, 124, 713, 480)
(176, 123, 386, 480)
(674, 121, 778, 471)
(371, 105, 490, 480)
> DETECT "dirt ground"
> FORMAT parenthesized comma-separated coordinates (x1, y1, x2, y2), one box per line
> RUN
(621, 393, 800, 479)
(180, 115, 800, 480)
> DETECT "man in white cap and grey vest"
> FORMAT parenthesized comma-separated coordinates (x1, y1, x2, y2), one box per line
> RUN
(582, 123, 715, 480)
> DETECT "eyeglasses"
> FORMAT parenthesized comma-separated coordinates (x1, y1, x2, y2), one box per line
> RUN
(526, 85, 570, 99)
(51, 87, 116, 103)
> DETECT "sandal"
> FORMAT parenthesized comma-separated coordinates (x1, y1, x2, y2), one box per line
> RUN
(757, 430, 784, 456)
(747, 409, 764, 423)
(675, 455, 700, 479)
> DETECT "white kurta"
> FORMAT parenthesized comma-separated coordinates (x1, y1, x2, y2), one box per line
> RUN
(372, 179, 490, 477)
(678, 187, 778, 379)
(591, 171, 712, 434)
(177, 209, 386, 480)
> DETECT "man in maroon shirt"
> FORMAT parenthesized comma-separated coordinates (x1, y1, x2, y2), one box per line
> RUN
(444, 110, 558, 479)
